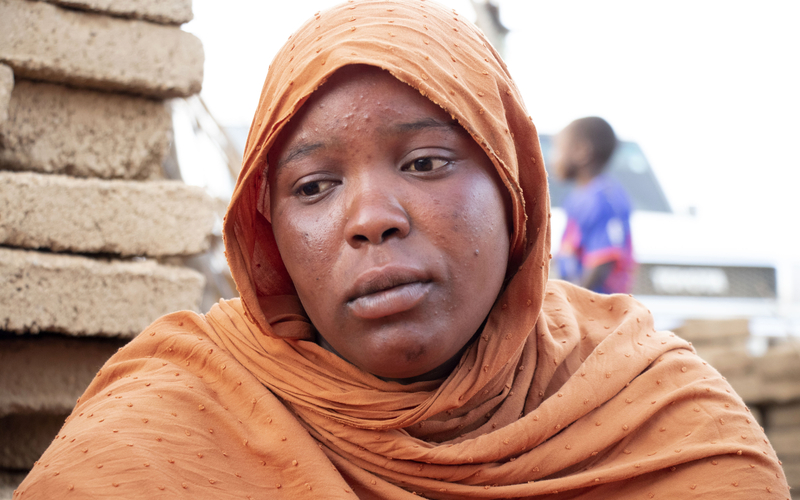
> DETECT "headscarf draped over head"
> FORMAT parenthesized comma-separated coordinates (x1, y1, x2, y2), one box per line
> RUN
(225, 0, 550, 341)
(17, 1, 789, 499)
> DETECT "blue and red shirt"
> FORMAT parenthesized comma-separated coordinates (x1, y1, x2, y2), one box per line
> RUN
(556, 174, 634, 294)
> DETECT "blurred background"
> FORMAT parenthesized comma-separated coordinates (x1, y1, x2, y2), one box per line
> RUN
(1, 0, 799, 496)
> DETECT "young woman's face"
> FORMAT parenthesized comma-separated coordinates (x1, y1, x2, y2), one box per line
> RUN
(268, 66, 510, 382)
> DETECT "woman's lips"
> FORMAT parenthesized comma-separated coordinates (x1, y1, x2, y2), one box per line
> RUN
(348, 281, 432, 319)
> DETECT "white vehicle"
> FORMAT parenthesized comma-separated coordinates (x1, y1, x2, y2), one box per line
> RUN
(539, 135, 798, 348)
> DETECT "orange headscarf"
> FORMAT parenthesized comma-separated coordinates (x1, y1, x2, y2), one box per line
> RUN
(17, 1, 789, 498)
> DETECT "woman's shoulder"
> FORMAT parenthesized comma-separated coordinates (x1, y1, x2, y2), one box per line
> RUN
(535, 281, 789, 497)
(542, 280, 648, 329)
(14, 301, 342, 498)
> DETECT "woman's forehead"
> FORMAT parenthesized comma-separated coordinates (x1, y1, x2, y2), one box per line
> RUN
(270, 65, 459, 159)
(297, 65, 447, 121)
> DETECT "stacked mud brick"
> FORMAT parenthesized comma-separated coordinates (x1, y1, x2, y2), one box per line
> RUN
(759, 343, 800, 497)
(0, 0, 213, 495)
(675, 319, 800, 494)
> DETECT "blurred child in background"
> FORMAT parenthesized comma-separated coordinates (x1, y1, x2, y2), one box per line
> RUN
(554, 117, 635, 293)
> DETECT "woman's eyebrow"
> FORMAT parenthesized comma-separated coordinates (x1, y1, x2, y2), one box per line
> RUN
(393, 117, 459, 133)
(276, 142, 326, 171)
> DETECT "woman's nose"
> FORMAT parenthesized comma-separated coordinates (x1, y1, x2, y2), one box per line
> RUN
(344, 182, 411, 247)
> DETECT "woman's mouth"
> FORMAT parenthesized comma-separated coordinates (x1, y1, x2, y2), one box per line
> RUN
(346, 268, 432, 319)
(348, 282, 431, 319)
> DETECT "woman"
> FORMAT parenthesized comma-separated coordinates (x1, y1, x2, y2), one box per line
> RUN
(17, 1, 789, 498)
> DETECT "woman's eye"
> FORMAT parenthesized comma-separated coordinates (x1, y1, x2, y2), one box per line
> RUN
(296, 180, 336, 198)
(405, 157, 449, 172)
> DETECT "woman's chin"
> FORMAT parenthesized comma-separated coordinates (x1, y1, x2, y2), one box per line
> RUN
(361, 359, 432, 384)
(366, 349, 465, 385)
(317, 323, 474, 384)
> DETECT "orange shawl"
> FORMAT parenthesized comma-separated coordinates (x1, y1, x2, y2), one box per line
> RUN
(18, 1, 789, 498)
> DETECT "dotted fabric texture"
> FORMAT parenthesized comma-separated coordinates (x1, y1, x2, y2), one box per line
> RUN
(17, 0, 790, 498)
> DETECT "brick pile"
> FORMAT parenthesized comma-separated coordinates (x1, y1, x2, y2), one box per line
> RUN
(675, 319, 800, 494)
(0, 0, 211, 495)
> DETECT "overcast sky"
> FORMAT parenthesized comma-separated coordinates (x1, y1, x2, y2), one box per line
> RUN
(184, 0, 800, 258)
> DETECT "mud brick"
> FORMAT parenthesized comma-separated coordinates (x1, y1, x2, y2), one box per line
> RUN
(0, 64, 11, 124)
(42, 0, 193, 25)
(0, 413, 67, 470)
(674, 318, 750, 345)
(0, 171, 215, 256)
(0, 0, 203, 98)
(0, 334, 126, 417)
(0, 80, 171, 179)
(0, 247, 204, 337)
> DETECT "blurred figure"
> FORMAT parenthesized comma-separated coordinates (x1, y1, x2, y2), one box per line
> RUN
(553, 117, 634, 293)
